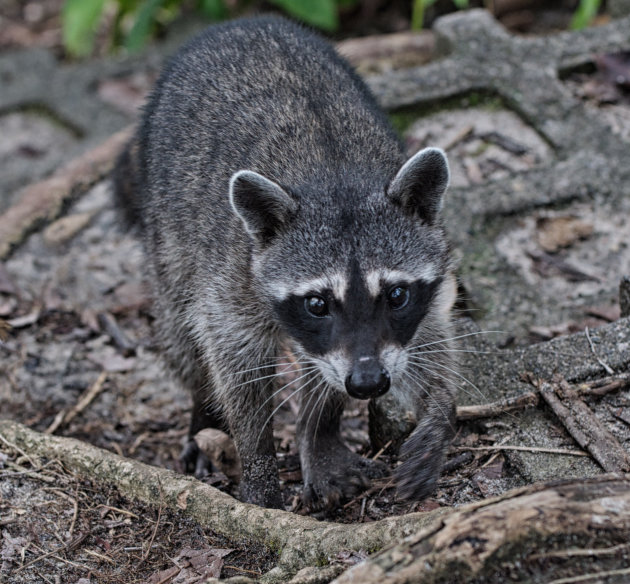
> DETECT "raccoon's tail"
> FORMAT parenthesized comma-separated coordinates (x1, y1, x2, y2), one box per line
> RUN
(113, 137, 143, 229)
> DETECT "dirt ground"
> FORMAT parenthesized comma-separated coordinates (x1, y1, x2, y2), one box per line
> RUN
(0, 119, 541, 581)
(1, 3, 630, 583)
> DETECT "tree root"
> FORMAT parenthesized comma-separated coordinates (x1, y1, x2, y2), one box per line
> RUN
(3, 419, 629, 583)
(0, 420, 442, 580)
(335, 474, 630, 583)
(0, 126, 132, 260)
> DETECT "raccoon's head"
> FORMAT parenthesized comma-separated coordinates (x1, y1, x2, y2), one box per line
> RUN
(229, 147, 453, 400)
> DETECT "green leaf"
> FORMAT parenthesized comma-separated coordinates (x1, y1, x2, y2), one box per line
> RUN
(62, 0, 106, 57)
(124, 0, 164, 52)
(452, 0, 469, 9)
(411, 0, 438, 31)
(570, 0, 601, 30)
(269, 0, 339, 32)
(198, 0, 228, 20)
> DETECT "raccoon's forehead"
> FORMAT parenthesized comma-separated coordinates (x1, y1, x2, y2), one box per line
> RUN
(255, 197, 448, 301)
(266, 264, 439, 302)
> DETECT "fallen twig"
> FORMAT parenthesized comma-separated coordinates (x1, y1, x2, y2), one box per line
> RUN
(98, 311, 137, 356)
(46, 371, 108, 434)
(15, 533, 88, 573)
(458, 373, 630, 421)
(454, 445, 589, 457)
(456, 392, 539, 420)
(584, 326, 615, 375)
(536, 375, 630, 473)
(0, 318, 10, 341)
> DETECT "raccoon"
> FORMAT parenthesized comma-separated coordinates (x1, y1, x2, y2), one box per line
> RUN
(115, 15, 457, 509)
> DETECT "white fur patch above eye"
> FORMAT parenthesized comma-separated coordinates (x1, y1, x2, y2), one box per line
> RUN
(272, 272, 348, 302)
(365, 265, 438, 297)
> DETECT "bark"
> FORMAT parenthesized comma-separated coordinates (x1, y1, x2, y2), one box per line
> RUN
(3, 420, 630, 583)
(0, 420, 442, 580)
(537, 376, 630, 473)
(334, 475, 630, 584)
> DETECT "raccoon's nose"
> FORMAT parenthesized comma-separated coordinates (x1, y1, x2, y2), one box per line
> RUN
(345, 360, 391, 400)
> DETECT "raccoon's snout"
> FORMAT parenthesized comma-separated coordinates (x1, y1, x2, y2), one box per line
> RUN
(345, 358, 391, 400)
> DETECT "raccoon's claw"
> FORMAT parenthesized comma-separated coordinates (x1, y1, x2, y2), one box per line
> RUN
(302, 452, 388, 511)
(180, 439, 214, 479)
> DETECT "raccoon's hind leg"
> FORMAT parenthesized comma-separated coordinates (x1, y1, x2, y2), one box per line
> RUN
(162, 328, 227, 478)
(297, 383, 388, 510)
(181, 381, 228, 479)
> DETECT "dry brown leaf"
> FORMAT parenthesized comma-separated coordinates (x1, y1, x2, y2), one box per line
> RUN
(194, 428, 242, 482)
(535, 215, 593, 252)
(43, 212, 95, 246)
(7, 308, 41, 329)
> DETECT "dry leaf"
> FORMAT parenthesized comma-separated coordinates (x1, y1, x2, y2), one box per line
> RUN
(536, 216, 593, 252)
(0, 318, 10, 341)
(194, 428, 242, 482)
(7, 308, 41, 329)
(43, 212, 94, 246)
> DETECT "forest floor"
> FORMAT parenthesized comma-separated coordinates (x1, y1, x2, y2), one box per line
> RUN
(1, 2, 630, 583)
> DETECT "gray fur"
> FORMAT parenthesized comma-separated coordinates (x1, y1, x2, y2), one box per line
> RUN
(115, 15, 457, 509)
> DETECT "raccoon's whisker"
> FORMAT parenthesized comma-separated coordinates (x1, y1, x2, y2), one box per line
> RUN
(255, 382, 311, 451)
(413, 348, 501, 356)
(254, 368, 321, 449)
(408, 354, 480, 400)
(231, 365, 319, 393)
(400, 369, 454, 429)
(406, 358, 477, 402)
(313, 385, 331, 443)
(406, 330, 505, 351)
(252, 367, 320, 418)
(408, 354, 486, 401)
(230, 357, 309, 377)
(306, 379, 331, 443)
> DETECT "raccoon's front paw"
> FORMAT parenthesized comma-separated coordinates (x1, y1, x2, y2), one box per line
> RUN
(302, 450, 388, 510)
(395, 422, 450, 501)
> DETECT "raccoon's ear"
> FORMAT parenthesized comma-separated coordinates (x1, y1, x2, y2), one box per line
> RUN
(387, 147, 450, 224)
(229, 170, 298, 243)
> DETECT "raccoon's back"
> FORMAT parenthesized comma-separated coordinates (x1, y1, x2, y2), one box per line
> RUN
(137, 16, 402, 236)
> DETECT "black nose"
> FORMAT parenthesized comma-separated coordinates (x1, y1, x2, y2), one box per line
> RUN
(345, 360, 391, 400)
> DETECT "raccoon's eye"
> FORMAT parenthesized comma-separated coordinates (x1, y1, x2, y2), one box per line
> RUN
(387, 286, 409, 310)
(304, 295, 329, 317)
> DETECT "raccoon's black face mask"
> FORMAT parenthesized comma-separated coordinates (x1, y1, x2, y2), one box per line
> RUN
(272, 266, 443, 399)
(274, 270, 442, 356)
(228, 147, 451, 399)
